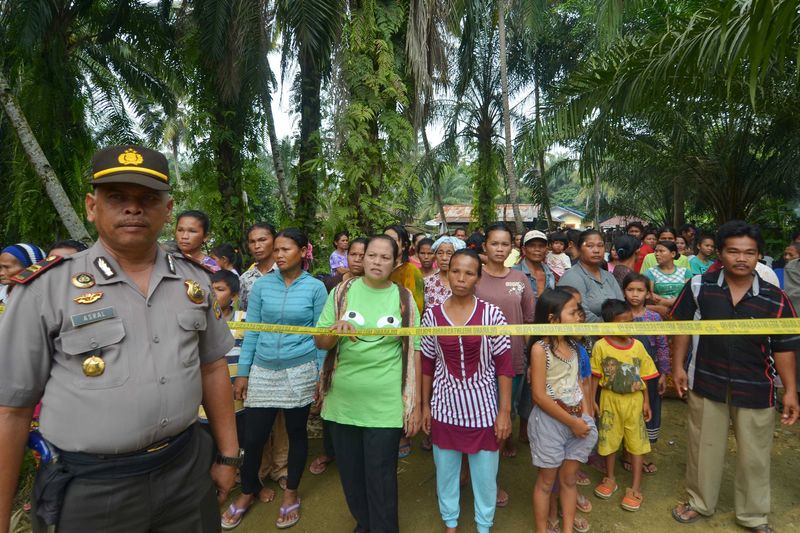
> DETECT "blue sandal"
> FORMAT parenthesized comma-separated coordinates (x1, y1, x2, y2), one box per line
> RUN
(221, 503, 249, 530)
(276, 499, 301, 529)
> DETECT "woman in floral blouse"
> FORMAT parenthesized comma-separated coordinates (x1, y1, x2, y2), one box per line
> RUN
(424, 236, 465, 310)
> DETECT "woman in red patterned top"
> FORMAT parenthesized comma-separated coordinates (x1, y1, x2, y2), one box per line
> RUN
(421, 249, 513, 533)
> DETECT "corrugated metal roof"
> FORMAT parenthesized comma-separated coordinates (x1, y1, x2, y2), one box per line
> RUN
(434, 204, 572, 223)
(600, 215, 645, 228)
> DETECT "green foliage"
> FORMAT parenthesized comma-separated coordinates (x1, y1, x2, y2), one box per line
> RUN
(176, 0, 275, 244)
(0, 0, 176, 245)
(330, 0, 418, 236)
(542, 0, 800, 226)
(443, 0, 504, 230)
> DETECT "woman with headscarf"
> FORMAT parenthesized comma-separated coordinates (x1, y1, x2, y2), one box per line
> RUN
(424, 236, 466, 310)
(0, 243, 46, 303)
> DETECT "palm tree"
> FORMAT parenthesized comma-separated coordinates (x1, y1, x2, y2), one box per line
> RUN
(546, 0, 800, 225)
(444, 0, 505, 230)
(497, 0, 524, 234)
(177, 0, 277, 243)
(276, 0, 344, 233)
(0, 71, 90, 241)
(0, 0, 177, 243)
(511, 0, 589, 229)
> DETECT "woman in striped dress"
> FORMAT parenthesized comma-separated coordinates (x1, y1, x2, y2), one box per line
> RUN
(421, 249, 514, 533)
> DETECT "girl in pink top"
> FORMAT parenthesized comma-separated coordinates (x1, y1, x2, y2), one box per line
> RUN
(422, 249, 513, 533)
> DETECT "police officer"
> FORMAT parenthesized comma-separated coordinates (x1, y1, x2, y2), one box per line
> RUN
(0, 145, 241, 532)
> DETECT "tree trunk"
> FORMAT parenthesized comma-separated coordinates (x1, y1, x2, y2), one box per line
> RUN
(422, 128, 448, 234)
(497, 0, 524, 234)
(0, 72, 91, 243)
(593, 171, 601, 229)
(672, 174, 685, 229)
(534, 84, 553, 229)
(296, 56, 322, 234)
(264, 85, 292, 217)
(475, 111, 497, 230)
(171, 137, 181, 187)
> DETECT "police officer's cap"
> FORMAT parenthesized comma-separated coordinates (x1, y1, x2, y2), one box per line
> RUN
(91, 145, 171, 191)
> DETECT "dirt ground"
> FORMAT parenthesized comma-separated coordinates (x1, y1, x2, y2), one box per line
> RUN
(13, 398, 800, 532)
(227, 398, 800, 533)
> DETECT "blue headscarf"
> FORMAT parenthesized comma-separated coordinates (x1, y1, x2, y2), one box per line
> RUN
(1, 243, 46, 268)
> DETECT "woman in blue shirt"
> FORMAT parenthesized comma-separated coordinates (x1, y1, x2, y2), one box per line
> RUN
(222, 228, 328, 530)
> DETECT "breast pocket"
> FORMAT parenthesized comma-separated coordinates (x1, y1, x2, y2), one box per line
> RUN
(176, 309, 207, 366)
(60, 318, 128, 390)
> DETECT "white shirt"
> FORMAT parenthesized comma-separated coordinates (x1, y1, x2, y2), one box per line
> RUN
(755, 261, 780, 287)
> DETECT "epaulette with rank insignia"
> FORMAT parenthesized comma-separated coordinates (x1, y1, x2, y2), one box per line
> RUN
(10, 255, 68, 285)
(173, 253, 216, 276)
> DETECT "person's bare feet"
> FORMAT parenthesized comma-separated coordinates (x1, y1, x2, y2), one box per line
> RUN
(445, 527, 457, 533)
(259, 487, 275, 503)
(501, 439, 517, 458)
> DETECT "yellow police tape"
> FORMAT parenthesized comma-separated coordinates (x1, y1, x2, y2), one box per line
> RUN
(2, 304, 798, 336)
(225, 318, 800, 337)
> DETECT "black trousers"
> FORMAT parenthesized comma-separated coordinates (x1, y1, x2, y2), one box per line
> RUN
(33, 425, 218, 533)
(240, 405, 310, 494)
(323, 419, 335, 457)
(328, 421, 403, 533)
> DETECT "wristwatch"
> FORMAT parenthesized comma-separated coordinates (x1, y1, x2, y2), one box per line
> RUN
(215, 448, 245, 467)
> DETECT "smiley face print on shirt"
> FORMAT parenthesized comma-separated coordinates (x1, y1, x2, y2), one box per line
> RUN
(343, 308, 401, 343)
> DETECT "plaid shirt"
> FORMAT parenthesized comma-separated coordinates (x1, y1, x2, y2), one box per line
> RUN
(670, 269, 800, 409)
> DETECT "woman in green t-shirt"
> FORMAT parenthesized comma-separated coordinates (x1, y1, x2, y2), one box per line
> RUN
(315, 235, 422, 533)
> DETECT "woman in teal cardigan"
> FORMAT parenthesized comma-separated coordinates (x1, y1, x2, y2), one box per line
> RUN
(223, 228, 327, 530)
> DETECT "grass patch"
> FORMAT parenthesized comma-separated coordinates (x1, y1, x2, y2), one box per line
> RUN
(11, 451, 35, 533)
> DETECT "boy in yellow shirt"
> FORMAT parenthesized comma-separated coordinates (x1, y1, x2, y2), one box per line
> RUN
(591, 299, 659, 512)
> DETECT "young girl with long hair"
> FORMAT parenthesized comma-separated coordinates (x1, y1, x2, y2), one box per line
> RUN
(528, 288, 598, 533)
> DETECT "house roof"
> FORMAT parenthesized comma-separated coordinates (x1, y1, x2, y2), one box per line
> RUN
(599, 215, 645, 229)
(433, 204, 584, 224)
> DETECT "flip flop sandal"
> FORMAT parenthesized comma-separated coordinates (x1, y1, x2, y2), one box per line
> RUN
(573, 515, 591, 533)
(576, 469, 591, 486)
(496, 489, 509, 508)
(398, 441, 412, 458)
(621, 459, 633, 472)
(546, 518, 560, 533)
(749, 525, 774, 533)
(276, 500, 301, 529)
(221, 503, 249, 530)
(577, 493, 593, 513)
(559, 494, 592, 518)
(421, 435, 433, 451)
(620, 488, 642, 512)
(309, 456, 334, 475)
(671, 502, 702, 524)
(642, 461, 658, 474)
(593, 478, 618, 500)
(501, 444, 517, 458)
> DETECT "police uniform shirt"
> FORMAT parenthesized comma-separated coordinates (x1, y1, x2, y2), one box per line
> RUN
(0, 242, 234, 454)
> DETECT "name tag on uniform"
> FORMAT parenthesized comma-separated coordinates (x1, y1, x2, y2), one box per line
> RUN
(70, 307, 116, 328)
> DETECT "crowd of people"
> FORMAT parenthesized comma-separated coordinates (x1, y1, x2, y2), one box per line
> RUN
(3, 195, 800, 533)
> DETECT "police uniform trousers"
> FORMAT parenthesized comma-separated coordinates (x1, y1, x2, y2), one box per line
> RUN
(33, 425, 218, 533)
